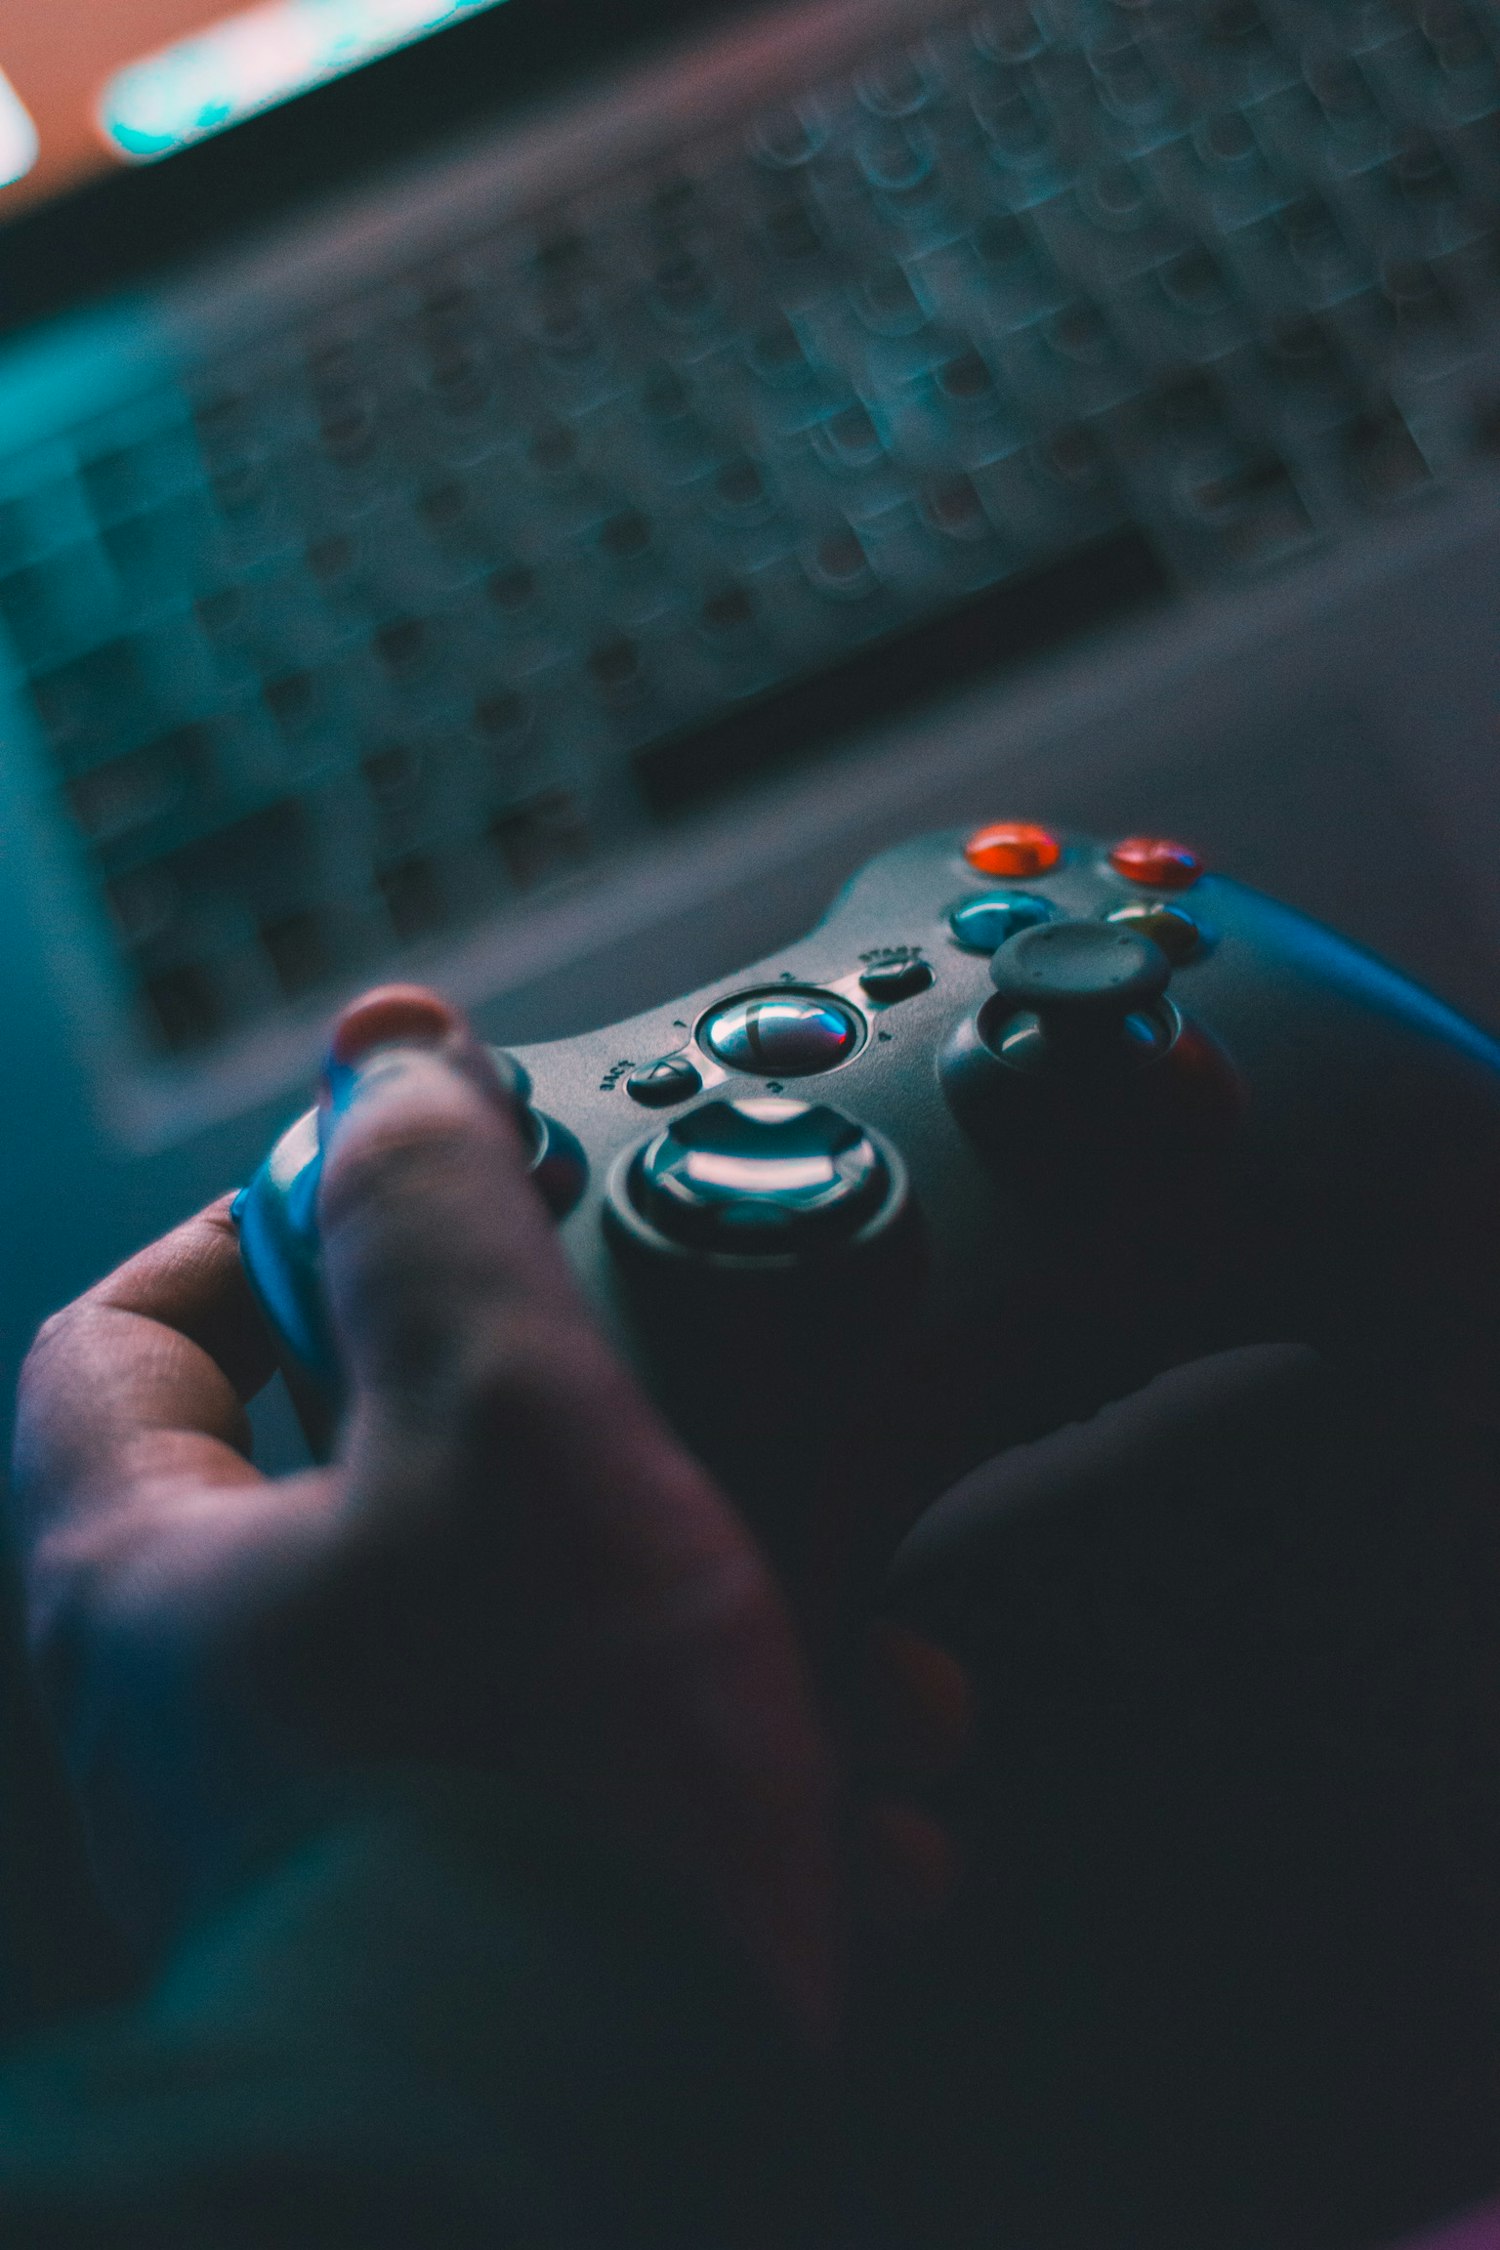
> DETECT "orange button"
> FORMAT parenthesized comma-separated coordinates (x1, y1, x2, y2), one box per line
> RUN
(1108, 835, 1204, 891)
(963, 821, 1062, 879)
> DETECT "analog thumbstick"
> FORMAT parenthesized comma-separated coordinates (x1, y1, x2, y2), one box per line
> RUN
(623, 1096, 897, 1255)
(985, 919, 1174, 1069)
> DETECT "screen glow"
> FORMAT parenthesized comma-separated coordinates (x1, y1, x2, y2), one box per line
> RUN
(98, 0, 512, 163)
(0, 67, 37, 189)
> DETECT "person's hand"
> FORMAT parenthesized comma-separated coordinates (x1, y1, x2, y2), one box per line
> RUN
(12, 989, 964, 2043)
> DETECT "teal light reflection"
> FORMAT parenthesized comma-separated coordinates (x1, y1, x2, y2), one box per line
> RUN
(99, 0, 513, 164)
(0, 69, 38, 189)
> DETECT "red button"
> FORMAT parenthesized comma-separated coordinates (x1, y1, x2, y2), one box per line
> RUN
(964, 821, 1062, 879)
(1108, 836, 1204, 891)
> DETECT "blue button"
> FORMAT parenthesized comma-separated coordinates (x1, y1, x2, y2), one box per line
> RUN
(948, 892, 1057, 954)
(702, 990, 863, 1076)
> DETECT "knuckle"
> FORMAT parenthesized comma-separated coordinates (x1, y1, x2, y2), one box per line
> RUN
(23, 1303, 82, 1373)
(15, 1303, 97, 1448)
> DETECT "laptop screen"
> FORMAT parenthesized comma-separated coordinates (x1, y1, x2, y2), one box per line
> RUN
(0, 0, 742, 334)
(0, 0, 517, 219)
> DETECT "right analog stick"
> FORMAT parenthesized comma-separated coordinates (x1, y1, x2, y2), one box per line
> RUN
(986, 919, 1173, 1066)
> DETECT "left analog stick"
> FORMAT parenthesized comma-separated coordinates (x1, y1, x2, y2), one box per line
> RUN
(620, 1096, 898, 1255)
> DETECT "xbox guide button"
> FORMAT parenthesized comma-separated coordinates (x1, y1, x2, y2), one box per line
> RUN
(701, 989, 863, 1075)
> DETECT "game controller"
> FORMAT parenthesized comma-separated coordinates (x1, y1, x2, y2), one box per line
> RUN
(235, 822, 1500, 1605)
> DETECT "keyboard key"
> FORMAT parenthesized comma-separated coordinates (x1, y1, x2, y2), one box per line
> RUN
(0, 550, 109, 668)
(373, 616, 435, 678)
(261, 907, 334, 997)
(922, 471, 991, 539)
(857, 120, 939, 196)
(474, 688, 532, 746)
(1343, 402, 1434, 499)
(31, 638, 153, 755)
(806, 525, 877, 597)
(1277, 195, 1369, 300)
(362, 741, 426, 811)
(378, 853, 449, 939)
(749, 101, 828, 170)
(707, 458, 774, 522)
(491, 789, 591, 887)
(971, 7, 1048, 66)
(599, 509, 653, 560)
(142, 960, 227, 1052)
(934, 346, 1003, 412)
(1157, 245, 1234, 317)
(852, 260, 930, 335)
(640, 366, 695, 421)
(1179, 450, 1314, 562)
(649, 250, 718, 325)
(813, 404, 886, 470)
(527, 422, 581, 478)
(488, 563, 538, 611)
(972, 74, 1053, 163)
(262, 670, 319, 731)
(697, 582, 759, 637)
(1381, 254, 1459, 332)
(760, 197, 826, 261)
(857, 47, 940, 117)
(64, 726, 211, 844)
(588, 634, 644, 699)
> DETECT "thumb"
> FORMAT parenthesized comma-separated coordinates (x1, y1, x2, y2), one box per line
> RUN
(317, 985, 576, 1443)
(315, 987, 840, 2043)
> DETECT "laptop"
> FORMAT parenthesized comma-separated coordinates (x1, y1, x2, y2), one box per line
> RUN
(0, 0, 1498, 1441)
(9, 4, 1500, 2220)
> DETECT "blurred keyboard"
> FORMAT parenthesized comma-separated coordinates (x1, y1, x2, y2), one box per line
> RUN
(4, 0, 1500, 1066)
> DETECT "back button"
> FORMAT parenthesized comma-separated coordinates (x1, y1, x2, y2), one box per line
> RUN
(628, 1055, 704, 1107)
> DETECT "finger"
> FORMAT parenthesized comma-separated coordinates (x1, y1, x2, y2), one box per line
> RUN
(850, 1630, 970, 1931)
(856, 1623, 972, 1784)
(317, 988, 579, 1435)
(13, 1195, 277, 1540)
(317, 990, 839, 2041)
(853, 1801, 963, 1927)
(319, 992, 744, 1597)
(884, 1342, 1325, 1631)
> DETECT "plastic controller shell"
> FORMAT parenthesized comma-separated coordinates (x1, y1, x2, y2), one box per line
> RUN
(238, 829, 1500, 1583)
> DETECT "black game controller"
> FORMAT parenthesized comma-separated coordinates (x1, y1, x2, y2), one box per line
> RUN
(235, 822, 1500, 1603)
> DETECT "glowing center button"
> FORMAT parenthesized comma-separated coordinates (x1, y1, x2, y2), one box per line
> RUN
(963, 822, 1063, 879)
(701, 990, 863, 1076)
